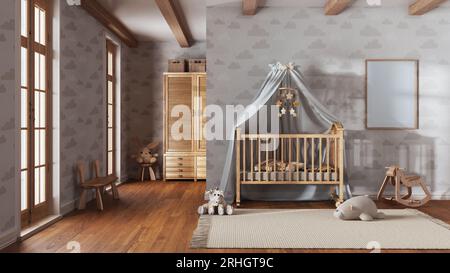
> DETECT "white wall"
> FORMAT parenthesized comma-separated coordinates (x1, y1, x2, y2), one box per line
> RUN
(0, 0, 20, 248)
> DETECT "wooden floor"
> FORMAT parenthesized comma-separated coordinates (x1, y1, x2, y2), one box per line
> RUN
(3, 181, 450, 253)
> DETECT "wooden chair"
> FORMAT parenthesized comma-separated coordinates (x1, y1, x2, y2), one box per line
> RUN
(377, 165, 431, 207)
(77, 160, 119, 211)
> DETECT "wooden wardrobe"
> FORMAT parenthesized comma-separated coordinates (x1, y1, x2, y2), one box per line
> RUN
(163, 73, 207, 181)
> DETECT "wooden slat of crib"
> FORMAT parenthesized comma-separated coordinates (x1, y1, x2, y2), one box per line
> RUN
(250, 138, 254, 180)
(272, 138, 277, 180)
(296, 138, 300, 181)
(304, 138, 307, 182)
(273, 137, 276, 180)
(266, 137, 269, 181)
(319, 138, 323, 182)
(243, 137, 246, 182)
(236, 128, 241, 200)
(335, 137, 338, 181)
(289, 138, 292, 174)
(258, 137, 261, 182)
(327, 137, 330, 180)
(338, 133, 345, 202)
(311, 138, 315, 182)
(281, 138, 284, 163)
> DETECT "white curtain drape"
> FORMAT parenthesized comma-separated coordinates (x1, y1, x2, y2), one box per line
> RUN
(217, 63, 351, 202)
(219, 63, 287, 200)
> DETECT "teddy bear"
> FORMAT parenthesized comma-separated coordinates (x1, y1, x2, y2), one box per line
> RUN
(198, 188, 233, 216)
(133, 141, 159, 165)
(333, 196, 385, 221)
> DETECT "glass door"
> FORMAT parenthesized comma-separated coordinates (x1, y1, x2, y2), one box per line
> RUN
(20, 0, 52, 227)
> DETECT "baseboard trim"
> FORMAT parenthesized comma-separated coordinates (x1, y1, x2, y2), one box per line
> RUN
(60, 199, 78, 216)
(20, 215, 62, 241)
(60, 182, 125, 216)
(0, 229, 19, 250)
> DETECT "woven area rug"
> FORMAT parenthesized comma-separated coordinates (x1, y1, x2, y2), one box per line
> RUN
(191, 209, 450, 249)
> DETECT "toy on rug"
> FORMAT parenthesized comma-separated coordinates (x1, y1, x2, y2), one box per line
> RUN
(334, 196, 385, 221)
(198, 188, 233, 216)
(377, 165, 431, 208)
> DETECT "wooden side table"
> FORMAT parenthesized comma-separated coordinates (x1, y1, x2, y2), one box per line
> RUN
(139, 163, 156, 182)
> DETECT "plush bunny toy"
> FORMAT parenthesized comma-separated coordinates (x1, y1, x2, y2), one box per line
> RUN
(198, 188, 233, 216)
(135, 142, 159, 164)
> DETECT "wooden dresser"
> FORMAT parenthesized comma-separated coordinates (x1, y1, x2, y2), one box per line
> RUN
(163, 73, 206, 181)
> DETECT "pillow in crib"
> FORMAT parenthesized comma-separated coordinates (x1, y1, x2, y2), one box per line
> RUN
(286, 162, 305, 171)
(254, 160, 272, 172)
(253, 160, 287, 172)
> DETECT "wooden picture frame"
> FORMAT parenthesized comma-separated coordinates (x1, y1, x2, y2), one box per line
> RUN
(365, 59, 419, 130)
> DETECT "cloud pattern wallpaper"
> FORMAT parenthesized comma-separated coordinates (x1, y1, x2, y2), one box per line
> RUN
(206, 6, 450, 199)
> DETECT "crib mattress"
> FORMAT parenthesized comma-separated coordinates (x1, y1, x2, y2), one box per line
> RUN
(241, 171, 337, 182)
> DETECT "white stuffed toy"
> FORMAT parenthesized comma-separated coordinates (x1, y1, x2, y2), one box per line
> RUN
(334, 196, 385, 221)
(198, 188, 233, 216)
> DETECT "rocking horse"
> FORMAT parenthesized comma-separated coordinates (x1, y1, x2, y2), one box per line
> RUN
(377, 165, 431, 207)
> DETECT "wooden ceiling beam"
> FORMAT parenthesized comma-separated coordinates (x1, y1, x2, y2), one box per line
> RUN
(80, 0, 138, 48)
(324, 0, 352, 15)
(243, 0, 260, 16)
(155, 0, 193, 48)
(409, 0, 447, 15)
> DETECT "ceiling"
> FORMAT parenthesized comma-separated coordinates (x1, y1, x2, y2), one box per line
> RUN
(97, 0, 206, 43)
(207, 0, 450, 8)
(97, 0, 450, 43)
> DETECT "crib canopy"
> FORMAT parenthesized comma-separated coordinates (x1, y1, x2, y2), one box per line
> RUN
(218, 62, 349, 202)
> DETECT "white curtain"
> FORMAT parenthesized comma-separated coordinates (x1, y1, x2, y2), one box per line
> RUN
(217, 63, 351, 202)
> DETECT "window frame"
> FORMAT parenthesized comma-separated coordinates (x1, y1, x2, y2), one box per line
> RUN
(20, 0, 53, 227)
(106, 39, 117, 176)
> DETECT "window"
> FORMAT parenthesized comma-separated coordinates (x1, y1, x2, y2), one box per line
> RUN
(106, 40, 117, 176)
(20, 0, 52, 226)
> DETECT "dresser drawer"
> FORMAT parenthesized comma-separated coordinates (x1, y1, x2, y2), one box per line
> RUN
(166, 167, 194, 174)
(165, 172, 195, 179)
(165, 156, 195, 167)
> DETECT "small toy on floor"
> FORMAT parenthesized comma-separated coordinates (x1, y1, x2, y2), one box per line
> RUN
(377, 165, 431, 207)
(198, 188, 233, 216)
(334, 196, 385, 221)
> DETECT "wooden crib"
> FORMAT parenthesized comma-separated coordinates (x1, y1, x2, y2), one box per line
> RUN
(235, 122, 345, 207)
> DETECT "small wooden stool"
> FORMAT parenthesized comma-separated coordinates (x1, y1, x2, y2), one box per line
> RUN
(139, 163, 156, 182)
(377, 165, 431, 207)
(77, 160, 119, 211)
